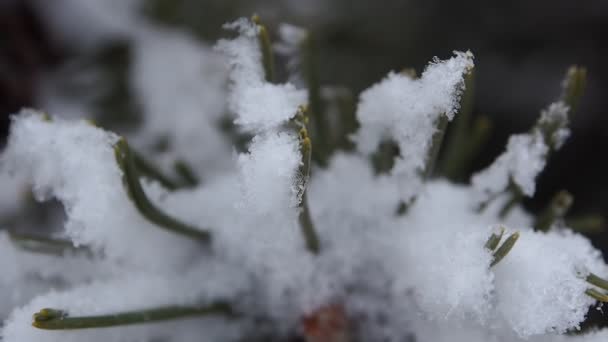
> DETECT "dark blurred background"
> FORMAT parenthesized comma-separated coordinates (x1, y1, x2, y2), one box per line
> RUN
(2, 0, 608, 326)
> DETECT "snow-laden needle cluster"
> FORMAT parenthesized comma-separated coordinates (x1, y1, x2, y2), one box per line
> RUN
(0, 10, 607, 342)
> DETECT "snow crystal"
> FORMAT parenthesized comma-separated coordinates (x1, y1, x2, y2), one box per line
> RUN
(388, 181, 495, 322)
(216, 19, 307, 132)
(309, 159, 496, 324)
(494, 229, 605, 337)
(217, 19, 264, 86)
(472, 131, 548, 203)
(308, 153, 401, 237)
(234, 132, 317, 324)
(354, 51, 474, 202)
(539, 101, 571, 149)
(237, 132, 302, 215)
(1, 110, 202, 271)
(230, 82, 307, 131)
(472, 100, 571, 204)
(310, 156, 602, 337)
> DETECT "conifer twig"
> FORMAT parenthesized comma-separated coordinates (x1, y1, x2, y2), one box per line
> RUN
(567, 214, 605, 234)
(585, 288, 608, 303)
(498, 185, 523, 219)
(424, 115, 448, 179)
(301, 32, 329, 166)
(440, 69, 477, 180)
(293, 107, 321, 254)
(174, 160, 200, 187)
(561, 65, 587, 116)
(131, 150, 179, 190)
(8, 230, 89, 256)
(484, 226, 505, 251)
(114, 139, 211, 242)
(534, 190, 573, 231)
(252, 15, 275, 83)
(484, 66, 585, 216)
(586, 273, 608, 291)
(490, 232, 519, 267)
(32, 303, 235, 330)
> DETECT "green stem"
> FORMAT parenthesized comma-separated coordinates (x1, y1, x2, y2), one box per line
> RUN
(456, 115, 492, 179)
(32, 303, 235, 330)
(395, 201, 410, 216)
(483, 67, 584, 215)
(498, 185, 523, 219)
(534, 190, 573, 232)
(586, 273, 608, 291)
(114, 139, 211, 242)
(424, 115, 448, 179)
(585, 288, 608, 303)
(294, 109, 320, 254)
(567, 214, 605, 234)
(219, 115, 253, 153)
(174, 160, 200, 187)
(440, 69, 475, 180)
(251, 15, 275, 83)
(537, 66, 586, 152)
(476, 196, 500, 216)
(490, 232, 519, 267)
(131, 151, 179, 190)
(85, 117, 179, 190)
(371, 140, 399, 175)
(481, 68, 584, 220)
(484, 227, 505, 251)
(302, 32, 328, 166)
(335, 89, 358, 151)
(300, 194, 320, 254)
(8, 230, 89, 256)
(561, 65, 587, 116)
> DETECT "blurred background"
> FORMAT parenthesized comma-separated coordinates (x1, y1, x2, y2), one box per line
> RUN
(2, 0, 608, 326)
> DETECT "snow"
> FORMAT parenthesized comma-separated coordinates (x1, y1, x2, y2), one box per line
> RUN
(129, 29, 233, 179)
(237, 132, 302, 215)
(0, 231, 108, 317)
(539, 101, 571, 149)
(472, 100, 571, 204)
(354, 51, 474, 202)
(275, 23, 308, 85)
(1, 111, 202, 271)
(34, 0, 235, 183)
(494, 229, 605, 337)
(216, 18, 307, 132)
(0, 12, 606, 342)
(472, 131, 548, 202)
